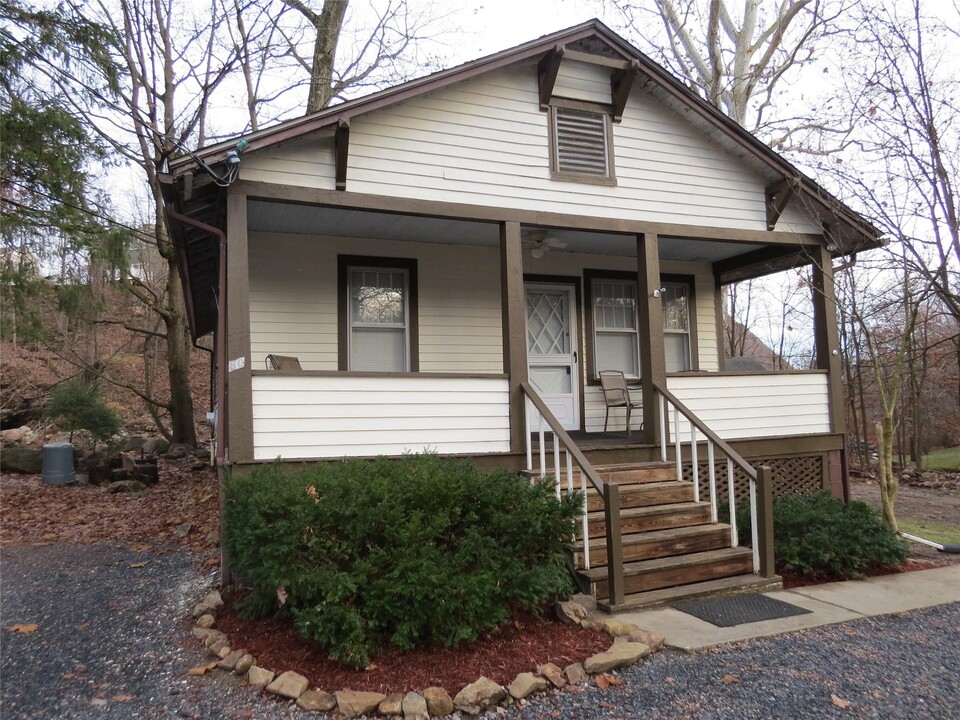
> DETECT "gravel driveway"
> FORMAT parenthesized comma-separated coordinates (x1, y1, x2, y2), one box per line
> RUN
(3, 543, 958, 719)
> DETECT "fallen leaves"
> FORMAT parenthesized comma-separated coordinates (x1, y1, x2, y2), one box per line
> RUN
(595, 673, 622, 689)
(8, 623, 39, 634)
(721, 674, 740, 684)
(128, 561, 149, 568)
(831, 694, 853, 709)
(187, 661, 219, 676)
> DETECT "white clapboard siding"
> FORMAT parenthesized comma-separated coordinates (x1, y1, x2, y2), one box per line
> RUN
(251, 375, 510, 459)
(774, 198, 822, 234)
(248, 233, 503, 373)
(554, 60, 613, 104)
(245, 65, 775, 230)
(665, 373, 831, 440)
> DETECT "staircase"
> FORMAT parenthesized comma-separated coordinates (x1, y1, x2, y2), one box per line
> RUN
(565, 462, 778, 611)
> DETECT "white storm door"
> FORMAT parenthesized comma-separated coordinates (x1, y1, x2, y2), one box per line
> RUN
(525, 283, 580, 432)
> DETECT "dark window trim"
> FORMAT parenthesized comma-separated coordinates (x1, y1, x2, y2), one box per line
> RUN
(547, 102, 617, 187)
(523, 273, 586, 432)
(338, 255, 419, 372)
(584, 269, 698, 384)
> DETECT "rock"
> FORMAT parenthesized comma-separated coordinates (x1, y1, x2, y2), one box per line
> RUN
(570, 592, 597, 611)
(422, 686, 454, 717)
(266, 670, 309, 700)
(124, 436, 147, 452)
(246, 665, 274, 688)
(453, 677, 506, 715)
(564, 663, 587, 686)
(205, 530, 220, 546)
(207, 638, 228, 657)
(142, 438, 170, 455)
(0, 446, 43, 474)
(74, 473, 89, 485)
(508, 673, 548, 700)
(201, 630, 225, 647)
(217, 648, 246, 670)
(107, 480, 146, 494)
(403, 691, 428, 719)
(583, 642, 651, 674)
(193, 603, 214, 619)
(90, 466, 114, 485)
(336, 690, 387, 718)
(120, 452, 138, 469)
(601, 619, 640, 637)
(1, 426, 36, 445)
(195, 614, 215, 629)
(379, 693, 404, 715)
(192, 627, 217, 640)
(174, 523, 193, 538)
(623, 628, 665, 652)
(539, 662, 566, 689)
(234, 654, 255, 675)
(203, 590, 224, 609)
(298, 690, 337, 712)
(555, 600, 589, 626)
(165, 443, 191, 459)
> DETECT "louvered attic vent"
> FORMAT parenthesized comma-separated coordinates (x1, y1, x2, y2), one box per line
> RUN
(554, 107, 609, 177)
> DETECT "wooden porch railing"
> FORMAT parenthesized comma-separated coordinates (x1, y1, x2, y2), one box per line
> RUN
(654, 381, 776, 578)
(519, 381, 626, 606)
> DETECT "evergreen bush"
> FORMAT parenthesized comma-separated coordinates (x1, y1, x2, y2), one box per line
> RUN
(736, 491, 908, 578)
(224, 455, 579, 667)
(44, 379, 120, 445)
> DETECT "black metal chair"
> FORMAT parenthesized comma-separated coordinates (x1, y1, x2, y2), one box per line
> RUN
(599, 370, 642, 436)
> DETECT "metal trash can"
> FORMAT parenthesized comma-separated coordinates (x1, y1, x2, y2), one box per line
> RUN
(42, 442, 75, 485)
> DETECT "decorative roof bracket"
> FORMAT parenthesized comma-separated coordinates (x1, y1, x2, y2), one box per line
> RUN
(538, 44, 565, 110)
(765, 178, 794, 231)
(335, 118, 350, 191)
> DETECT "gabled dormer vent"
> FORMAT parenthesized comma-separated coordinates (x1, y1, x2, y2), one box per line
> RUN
(552, 107, 612, 180)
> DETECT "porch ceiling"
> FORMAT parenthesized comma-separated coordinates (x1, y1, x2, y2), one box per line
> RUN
(247, 199, 759, 263)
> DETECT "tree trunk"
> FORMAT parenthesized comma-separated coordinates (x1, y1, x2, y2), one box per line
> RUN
(875, 419, 899, 530)
(164, 259, 197, 446)
(302, 0, 350, 113)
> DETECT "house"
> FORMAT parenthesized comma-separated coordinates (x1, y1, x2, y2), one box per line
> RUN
(160, 20, 880, 609)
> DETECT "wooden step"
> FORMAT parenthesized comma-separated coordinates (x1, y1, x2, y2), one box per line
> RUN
(524, 461, 677, 487)
(583, 501, 712, 539)
(598, 574, 783, 613)
(569, 481, 694, 512)
(579, 523, 732, 567)
(582, 547, 755, 599)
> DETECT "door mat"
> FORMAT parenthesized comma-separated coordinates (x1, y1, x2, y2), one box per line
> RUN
(673, 594, 812, 627)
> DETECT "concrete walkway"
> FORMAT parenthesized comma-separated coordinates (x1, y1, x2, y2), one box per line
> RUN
(611, 564, 960, 651)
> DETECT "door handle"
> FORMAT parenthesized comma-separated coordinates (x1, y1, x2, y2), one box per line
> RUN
(573, 351, 578, 364)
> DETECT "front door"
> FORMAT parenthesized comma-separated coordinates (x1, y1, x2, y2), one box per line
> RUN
(525, 283, 580, 432)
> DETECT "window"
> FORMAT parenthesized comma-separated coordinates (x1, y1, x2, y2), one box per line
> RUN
(592, 278, 639, 377)
(338, 256, 418, 372)
(549, 105, 615, 184)
(662, 283, 691, 372)
(586, 272, 696, 379)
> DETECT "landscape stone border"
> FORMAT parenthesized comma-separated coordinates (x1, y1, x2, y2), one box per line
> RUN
(189, 590, 665, 718)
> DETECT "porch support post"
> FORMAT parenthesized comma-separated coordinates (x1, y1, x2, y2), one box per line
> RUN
(636, 233, 666, 445)
(756, 465, 776, 578)
(225, 190, 254, 463)
(501, 221, 528, 454)
(811, 243, 846, 497)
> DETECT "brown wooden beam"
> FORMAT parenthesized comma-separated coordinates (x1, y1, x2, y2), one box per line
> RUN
(715, 245, 810, 284)
(563, 48, 630, 70)
(610, 60, 639, 122)
(765, 179, 794, 231)
(811, 243, 845, 437)
(756, 466, 776, 578)
(636, 233, 666, 445)
(538, 44, 565, 110)
(225, 189, 253, 463)
(501, 221, 528, 453)
(334, 118, 350, 191)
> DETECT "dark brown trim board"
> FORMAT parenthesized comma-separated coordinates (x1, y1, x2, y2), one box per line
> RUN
(337, 255, 419, 372)
(501, 222, 528, 453)
(636, 233, 665, 444)
(251, 370, 509, 379)
(714, 275, 726, 372)
(811, 243, 845, 435)
(225, 190, 254, 463)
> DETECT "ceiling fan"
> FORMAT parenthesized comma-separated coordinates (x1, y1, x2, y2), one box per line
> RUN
(522, 229, 568, 258)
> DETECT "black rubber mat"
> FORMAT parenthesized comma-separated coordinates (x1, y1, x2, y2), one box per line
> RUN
(673, 594, 812, 627)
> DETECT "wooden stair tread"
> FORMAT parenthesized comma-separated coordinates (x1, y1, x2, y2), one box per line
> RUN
(578, 547, 752, 582)
(598, 574, 782, 612)
(586, 523, 732, 550)
(585, 501, 711, 521)
(565, 480, 688, 495)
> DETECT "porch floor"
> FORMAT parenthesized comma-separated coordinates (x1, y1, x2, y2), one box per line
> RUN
(532, 431, 655, 452)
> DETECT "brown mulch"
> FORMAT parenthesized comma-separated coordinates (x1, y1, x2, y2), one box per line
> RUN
(780, 558, 950, 589)
(0, 457, 220, 561)
(216, 603, 611, 695)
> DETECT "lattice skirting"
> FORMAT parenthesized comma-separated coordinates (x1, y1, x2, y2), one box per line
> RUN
(683, 454, 824, 503)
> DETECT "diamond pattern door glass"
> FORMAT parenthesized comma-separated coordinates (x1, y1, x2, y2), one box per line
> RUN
(527, 291, 570, 355)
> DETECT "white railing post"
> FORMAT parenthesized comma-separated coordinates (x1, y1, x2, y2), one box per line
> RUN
(566, 451, 573, 494)
(553, 436, 561, 499)
(659, 393, 667, 462)
(673, 404, 682, 483)
(727, 458, 738, 547)
(524, 401, 532, 471)
(749, 477, 760, 573)
(581, 469, 590, 570)
(707, 440, 717, 523)
(538, 421, 546, 479)
(690, 424, 700, 503)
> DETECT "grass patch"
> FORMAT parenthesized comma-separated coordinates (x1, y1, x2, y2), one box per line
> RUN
(898, 519, 960, 546)
(922, 446, 960, 470)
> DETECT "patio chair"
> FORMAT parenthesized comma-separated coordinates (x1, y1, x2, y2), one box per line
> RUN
(265, 354, 302, 371)
(599, 370, 642, 436)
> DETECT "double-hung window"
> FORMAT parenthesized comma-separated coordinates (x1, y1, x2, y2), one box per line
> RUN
(591, 278, 640, 378)
(662, 283, 691, 372)
(339, 256, 418, 372)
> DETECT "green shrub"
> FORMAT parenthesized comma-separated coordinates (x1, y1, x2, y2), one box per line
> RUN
(45, 379, 120, 445)
(736, 491, 908, 579)
(224, 455, 579, 667)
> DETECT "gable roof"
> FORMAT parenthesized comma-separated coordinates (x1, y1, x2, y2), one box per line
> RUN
(163, 19, 881, 340)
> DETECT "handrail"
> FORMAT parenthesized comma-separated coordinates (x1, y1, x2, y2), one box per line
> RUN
(519, 381, 605, 494)
(652, 380, 757, 480)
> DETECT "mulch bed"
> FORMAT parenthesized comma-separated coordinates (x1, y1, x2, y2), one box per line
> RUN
(215, 603, 611, 695)
(780, 558, 949, 589)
